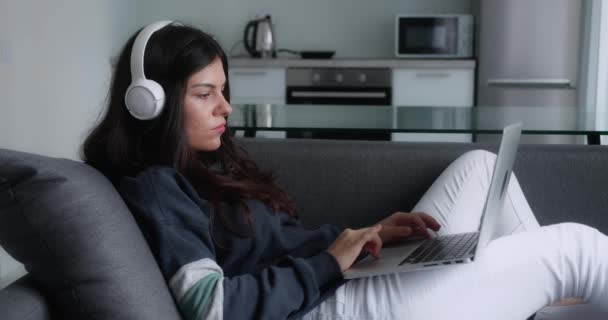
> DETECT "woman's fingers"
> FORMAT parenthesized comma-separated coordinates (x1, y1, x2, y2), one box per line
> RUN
(394, 212, 441, 238)
(409, 214, 432, 239)
(361, 224, 382, 242)
(363, 230, 383, 259)
(369, 233, 383, 258)
(416, 212, 442, 231)
(328, 225, 384, 271)
(355, 224, 381, 247)
(361, 225, 383, 258)
(380, 225, 413, 241)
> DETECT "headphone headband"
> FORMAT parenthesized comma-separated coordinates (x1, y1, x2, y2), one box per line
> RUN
(130, 20, 174, 80)
(125, 20, 183, 120)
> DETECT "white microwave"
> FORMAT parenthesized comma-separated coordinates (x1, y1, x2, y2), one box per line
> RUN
(395, 14, 474, 58)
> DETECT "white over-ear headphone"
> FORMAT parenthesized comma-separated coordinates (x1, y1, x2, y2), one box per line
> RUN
(125, 20, 179, 120)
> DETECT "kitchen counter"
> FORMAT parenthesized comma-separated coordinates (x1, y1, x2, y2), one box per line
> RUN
(228, 104, 604, 145)
(228, 57, 476, 69)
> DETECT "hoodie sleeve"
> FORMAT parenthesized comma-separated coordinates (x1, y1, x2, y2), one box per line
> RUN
(118, 167, 344, 320)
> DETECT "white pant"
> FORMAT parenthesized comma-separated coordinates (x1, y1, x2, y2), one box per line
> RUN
(303, 150, 608, 320)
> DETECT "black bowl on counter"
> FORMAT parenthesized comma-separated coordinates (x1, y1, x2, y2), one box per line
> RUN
(299, 50, 335, 59)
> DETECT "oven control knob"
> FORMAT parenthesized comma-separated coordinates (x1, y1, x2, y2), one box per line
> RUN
(358, 73, 367, 83)
(313, 73, 321, 83)
(335, 73, 343, 83)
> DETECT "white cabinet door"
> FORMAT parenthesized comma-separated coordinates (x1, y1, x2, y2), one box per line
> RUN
(392, 68, 474, 107)
(229, 68, 286, 105)
(229, 68, 287, 138)
(392, 68, 474, 142)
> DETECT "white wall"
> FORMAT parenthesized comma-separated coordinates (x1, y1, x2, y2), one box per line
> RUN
(135, 0, 472, 58)
(0, 0, 137, 160)
(0, 0, 472, 159)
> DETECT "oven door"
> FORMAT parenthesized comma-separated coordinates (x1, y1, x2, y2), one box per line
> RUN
(287, 87, 391, 105)
(285, 68, 392, 140)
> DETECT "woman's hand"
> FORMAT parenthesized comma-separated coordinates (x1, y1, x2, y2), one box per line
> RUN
(377, 212, 441, 243)
(327, 225, 383, 272)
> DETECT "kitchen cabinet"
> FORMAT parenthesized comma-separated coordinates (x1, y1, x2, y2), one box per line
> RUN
(227, 60, 476, 141)
(392, 68, 474, 107)
(229, 68, 286, 105)
(229, 67, 286, 138)
(391, 68, 474, 142)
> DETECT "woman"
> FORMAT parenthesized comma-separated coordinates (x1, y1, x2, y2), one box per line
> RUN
(82, 22, 608, 320)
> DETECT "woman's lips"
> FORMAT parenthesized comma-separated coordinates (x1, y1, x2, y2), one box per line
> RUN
(212, 124, 226, 133)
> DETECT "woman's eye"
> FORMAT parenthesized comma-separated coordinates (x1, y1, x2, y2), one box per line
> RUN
(197, 93, 211, 99)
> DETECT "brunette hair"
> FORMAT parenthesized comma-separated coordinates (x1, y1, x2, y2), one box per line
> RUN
(81, 23, 296, 232)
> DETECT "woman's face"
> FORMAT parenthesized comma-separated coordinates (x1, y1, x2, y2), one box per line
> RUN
(183, 57, 232, 151)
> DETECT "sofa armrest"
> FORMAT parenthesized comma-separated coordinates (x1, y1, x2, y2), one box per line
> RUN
(0, 275, 55, 320)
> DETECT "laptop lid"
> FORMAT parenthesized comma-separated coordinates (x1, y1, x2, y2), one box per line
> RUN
(473, 122, 523, 258)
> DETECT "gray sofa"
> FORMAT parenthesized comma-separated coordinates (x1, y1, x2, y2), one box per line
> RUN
(1, 138, 607, 319)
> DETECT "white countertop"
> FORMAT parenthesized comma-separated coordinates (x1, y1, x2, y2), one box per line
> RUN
(228, 57, 476, 69)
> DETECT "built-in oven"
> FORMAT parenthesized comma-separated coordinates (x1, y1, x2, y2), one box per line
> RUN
(286, 67, 392, 140)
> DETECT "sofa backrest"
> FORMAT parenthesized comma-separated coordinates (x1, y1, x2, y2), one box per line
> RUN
(237, 138, 608, 234)
(0, 148, 182, 320)
(1, 139, 607, 319)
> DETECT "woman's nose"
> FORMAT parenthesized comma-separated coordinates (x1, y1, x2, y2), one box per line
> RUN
(219, 95, 232, 116)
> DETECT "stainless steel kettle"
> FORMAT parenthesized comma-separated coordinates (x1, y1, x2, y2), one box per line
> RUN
(243, 15, 276, 58)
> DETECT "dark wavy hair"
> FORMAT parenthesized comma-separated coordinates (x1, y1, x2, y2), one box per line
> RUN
(81, 23, 296, 233)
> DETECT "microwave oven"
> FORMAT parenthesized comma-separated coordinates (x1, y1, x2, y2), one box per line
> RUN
(395, 14, 473, 58)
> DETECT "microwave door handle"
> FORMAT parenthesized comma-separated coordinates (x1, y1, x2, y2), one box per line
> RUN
(487, 78, 573, 88)
(290, 91, 387, 99)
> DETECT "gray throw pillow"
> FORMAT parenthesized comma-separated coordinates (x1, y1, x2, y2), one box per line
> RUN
(0, 148, 182, 319)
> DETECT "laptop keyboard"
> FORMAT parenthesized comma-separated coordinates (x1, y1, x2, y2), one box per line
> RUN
(399, 232, 479, 265)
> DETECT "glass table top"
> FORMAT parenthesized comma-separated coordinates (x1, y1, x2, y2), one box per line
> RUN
(228, 104, 608, 135)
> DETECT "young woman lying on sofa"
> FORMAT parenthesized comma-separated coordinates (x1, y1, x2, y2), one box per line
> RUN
(81, 21, 608, 320)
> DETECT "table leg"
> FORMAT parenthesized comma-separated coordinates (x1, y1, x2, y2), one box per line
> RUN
(587, 134, 600, 145)
(244, 129, 256, 138)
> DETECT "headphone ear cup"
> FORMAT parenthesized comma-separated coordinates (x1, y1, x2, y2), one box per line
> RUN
(124, 79, 166, 120)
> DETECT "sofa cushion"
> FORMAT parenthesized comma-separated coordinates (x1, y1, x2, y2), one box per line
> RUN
(0, 276, 55, 320)
(0, 148, 182, 319)
(237, 139, 608, 234)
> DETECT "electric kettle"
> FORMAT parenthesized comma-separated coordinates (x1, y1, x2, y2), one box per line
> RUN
(243, 15, 276, 58)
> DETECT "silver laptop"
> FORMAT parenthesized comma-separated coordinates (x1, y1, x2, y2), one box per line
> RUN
(343, 122, 523, 279)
